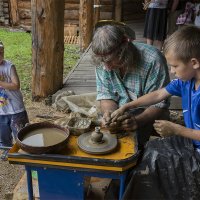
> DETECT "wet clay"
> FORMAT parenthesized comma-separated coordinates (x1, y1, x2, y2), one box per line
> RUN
(22, 128, 68, 147)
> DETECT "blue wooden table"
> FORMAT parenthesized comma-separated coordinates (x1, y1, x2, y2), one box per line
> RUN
(8, 133, 139, 200)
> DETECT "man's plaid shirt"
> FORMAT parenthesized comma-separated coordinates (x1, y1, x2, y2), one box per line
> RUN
(96, 42, 170, 108)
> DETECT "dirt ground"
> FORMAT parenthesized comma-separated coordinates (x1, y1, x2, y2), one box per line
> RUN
(0, 100, 66, 200)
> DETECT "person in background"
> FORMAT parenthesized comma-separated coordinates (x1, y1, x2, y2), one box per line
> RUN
(194, 1, 200, 27)
(91, 24, 170, 150)
(143, 0, 169, 50)
(176, 1, 195, 27)
(0, 41, 29, 147)
(167, 0, 187, 35)
(111, 25, 200, 199)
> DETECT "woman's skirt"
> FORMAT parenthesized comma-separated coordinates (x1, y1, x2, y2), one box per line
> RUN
(144, 8, 168, 41)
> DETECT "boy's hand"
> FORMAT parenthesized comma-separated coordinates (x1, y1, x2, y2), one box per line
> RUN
(153, 120, 176, 137)
(110, 106, 126, 122)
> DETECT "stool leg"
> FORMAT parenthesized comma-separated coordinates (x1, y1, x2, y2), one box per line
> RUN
(25, 167, 34, 200)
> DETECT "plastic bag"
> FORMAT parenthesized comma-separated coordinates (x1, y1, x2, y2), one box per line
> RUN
(122, 135, 200, 200)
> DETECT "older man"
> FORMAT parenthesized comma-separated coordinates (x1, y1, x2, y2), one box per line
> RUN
(91, 24, 170, 149)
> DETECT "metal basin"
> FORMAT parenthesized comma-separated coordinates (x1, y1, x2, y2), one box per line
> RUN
(16, 122, 70, 154)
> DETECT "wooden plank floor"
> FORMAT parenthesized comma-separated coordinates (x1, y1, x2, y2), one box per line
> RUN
(63, 45, 96, 94)
(63, 19, 146, 94)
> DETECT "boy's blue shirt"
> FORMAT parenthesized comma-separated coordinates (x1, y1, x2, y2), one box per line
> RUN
(166, 78, 200, 149)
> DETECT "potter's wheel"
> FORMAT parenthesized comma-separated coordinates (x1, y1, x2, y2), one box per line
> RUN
(77, 127, 117, 155)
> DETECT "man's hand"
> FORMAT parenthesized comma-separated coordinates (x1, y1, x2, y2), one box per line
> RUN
(101, 111, 121, 134)
(110, 106, 126, 122)
(101, 111, 138, 133)
(153, 120, 176, 137)
(101, 111, 112, 127)
(118, 112, 138, 131)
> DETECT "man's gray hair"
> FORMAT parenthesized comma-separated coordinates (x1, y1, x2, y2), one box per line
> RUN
(91, 25, 139, 70)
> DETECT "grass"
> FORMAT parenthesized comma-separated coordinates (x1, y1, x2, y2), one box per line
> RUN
(0, 28, 80, 101)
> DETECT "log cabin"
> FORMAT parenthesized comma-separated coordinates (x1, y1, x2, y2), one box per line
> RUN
(2, 0, 145, 99)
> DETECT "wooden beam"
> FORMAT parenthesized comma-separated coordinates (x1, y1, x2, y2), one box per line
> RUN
(79, 0, 93, 51)
(31, 0, 65, 100)
(9, 0, 19, 25)
(115, 0, 122, 22)
(93, 0, 100, 27)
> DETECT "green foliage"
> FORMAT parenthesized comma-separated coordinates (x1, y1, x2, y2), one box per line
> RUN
(0, 28, 80, 101)
(64, 44, 81, 76)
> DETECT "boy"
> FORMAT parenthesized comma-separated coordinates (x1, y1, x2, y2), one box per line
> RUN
(0, 41, 28, 147)
(108, 26, 200, 199)
(111, 25, 200, 148)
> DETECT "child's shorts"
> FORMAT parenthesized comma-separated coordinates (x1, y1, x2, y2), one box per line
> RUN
(0, 111, 29, 147)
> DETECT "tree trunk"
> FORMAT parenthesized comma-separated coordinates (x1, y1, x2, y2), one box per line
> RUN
(79, 0, 93, 51)
(31, 0, 65, 100)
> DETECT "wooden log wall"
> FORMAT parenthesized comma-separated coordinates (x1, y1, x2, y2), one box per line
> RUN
(63, 0, 114, 26)
(10, 0, 146, 30)
(0, 0, 10, 25)
(8, 0, 114, 30)
(9, 0, 31, 30)
(64, 0, 79, 26)
(98, 0, 113, 20)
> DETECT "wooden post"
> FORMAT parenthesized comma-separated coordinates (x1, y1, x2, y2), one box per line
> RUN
(31, 0, 65, 100)
(93, 0, 100, 27)
(79, 0, 93, 51)
(115, 0, 122, 22)
(9, 0, 19, 25)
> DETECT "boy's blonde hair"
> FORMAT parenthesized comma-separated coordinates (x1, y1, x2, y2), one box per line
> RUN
(163, 26, 200, 63)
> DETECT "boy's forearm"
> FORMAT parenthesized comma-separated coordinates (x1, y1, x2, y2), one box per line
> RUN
(123, 89, 167, 111)
(0, 81, 20, 90)
(135, 107, 166, 128)
(174, 124, 200, 141)
(0, 66, 20, 90)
